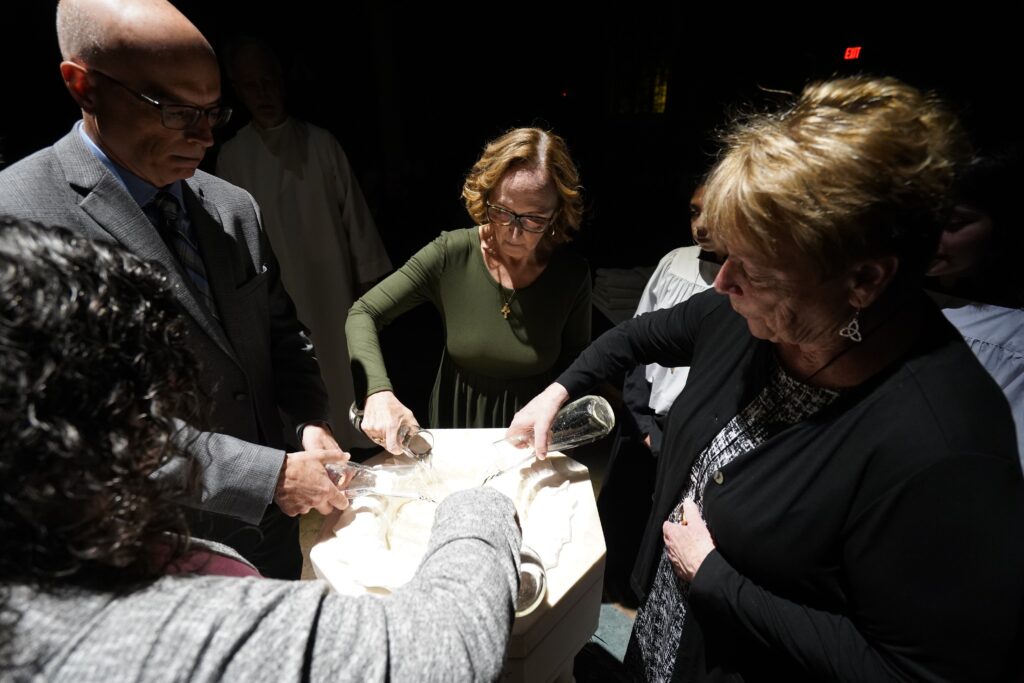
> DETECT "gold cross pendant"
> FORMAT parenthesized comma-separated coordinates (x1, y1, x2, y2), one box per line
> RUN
(501, 302, 511, 319)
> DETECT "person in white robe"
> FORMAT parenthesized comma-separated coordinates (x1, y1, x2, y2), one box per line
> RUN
(218, 38, 391, 447)
(601, 184, 724, 603)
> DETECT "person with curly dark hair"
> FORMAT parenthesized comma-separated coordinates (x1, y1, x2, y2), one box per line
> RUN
(0, 218, 522, 681)
(0, 218, 207, 585)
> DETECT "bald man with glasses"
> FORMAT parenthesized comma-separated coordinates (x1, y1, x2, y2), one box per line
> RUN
(0, 0, 352, 579)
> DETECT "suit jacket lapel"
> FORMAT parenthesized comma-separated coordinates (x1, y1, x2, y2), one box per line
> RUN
(55, 131, 237, 361)
(182, 178, 241, 359)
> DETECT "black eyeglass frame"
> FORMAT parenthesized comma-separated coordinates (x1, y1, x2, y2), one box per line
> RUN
(89, 68, 232, 130)
(485, 201, 555, 235)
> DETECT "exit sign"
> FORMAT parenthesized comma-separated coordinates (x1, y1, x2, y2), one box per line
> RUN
(844, 46, 862, 60)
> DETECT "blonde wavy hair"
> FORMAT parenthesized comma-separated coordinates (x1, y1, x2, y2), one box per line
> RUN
(703, 76, 971, 279)
(462, 128, 583, 245)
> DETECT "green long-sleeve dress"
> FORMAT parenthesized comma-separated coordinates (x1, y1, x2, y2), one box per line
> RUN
(346, 227, 591, 428)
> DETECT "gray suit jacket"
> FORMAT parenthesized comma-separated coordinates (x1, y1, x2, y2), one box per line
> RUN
(0, 128, 331, 524)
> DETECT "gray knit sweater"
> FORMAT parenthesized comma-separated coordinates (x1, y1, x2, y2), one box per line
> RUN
(2, 488, 520, 682)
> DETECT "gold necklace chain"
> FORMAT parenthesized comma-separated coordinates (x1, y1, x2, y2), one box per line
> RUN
(481, 226, 520, 319)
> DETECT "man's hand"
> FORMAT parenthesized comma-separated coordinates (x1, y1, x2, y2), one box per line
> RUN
(274, 448, 351, 516)
(301, 422, 340, 452)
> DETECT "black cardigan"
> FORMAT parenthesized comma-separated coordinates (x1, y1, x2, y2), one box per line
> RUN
(559, 290, 1024, 682)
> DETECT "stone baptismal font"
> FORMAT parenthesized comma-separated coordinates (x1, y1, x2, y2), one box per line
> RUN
(311, 398, 612, 681)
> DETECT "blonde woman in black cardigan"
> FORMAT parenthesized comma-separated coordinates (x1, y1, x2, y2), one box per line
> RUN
(510, 77, 1024, 682)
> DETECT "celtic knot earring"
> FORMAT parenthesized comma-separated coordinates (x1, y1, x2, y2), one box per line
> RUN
(839, 308, 862, 343)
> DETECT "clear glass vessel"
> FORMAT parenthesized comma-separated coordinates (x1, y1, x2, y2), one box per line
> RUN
(487, 395, 616, 482)
(515, 545, 547, 617)
(349, 401, 434, 463)
(327, 461, 437, 503)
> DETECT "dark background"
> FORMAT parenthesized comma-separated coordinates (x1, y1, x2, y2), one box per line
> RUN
(2, 3, 1018, 420)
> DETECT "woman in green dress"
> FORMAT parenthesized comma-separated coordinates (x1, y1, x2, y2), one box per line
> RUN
(346, 127, 590, 453)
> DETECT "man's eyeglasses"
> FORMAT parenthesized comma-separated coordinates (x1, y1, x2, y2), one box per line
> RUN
(485, 202, 553, 234)
(90, 68, 232, 130)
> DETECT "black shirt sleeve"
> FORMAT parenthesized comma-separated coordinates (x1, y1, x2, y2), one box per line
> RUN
(557, 290, 722, 398)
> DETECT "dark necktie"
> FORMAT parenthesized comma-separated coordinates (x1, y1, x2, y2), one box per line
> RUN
(149, 191, 219, 319)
